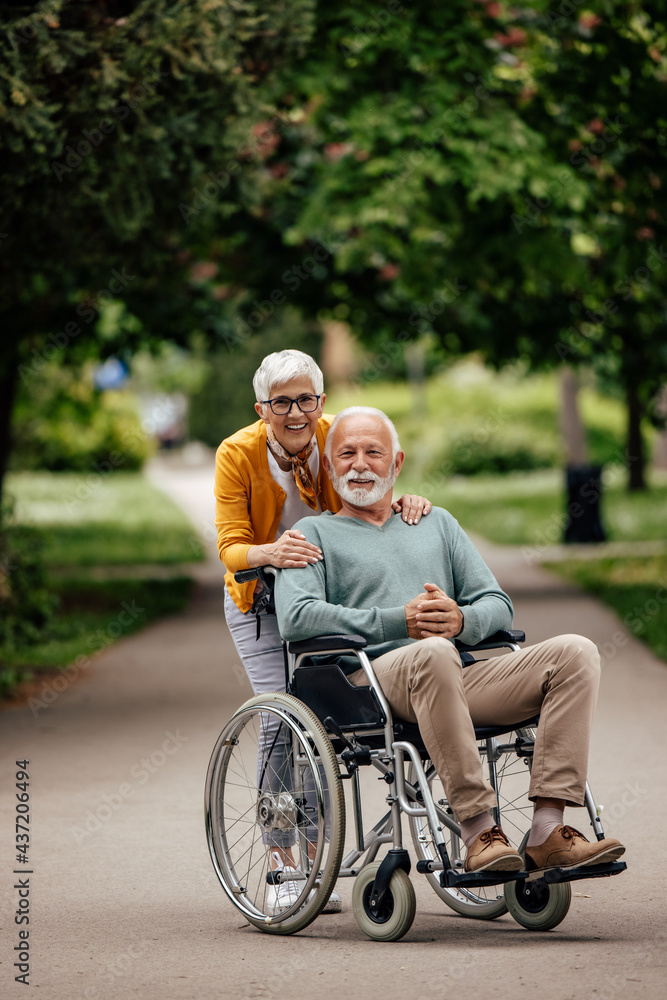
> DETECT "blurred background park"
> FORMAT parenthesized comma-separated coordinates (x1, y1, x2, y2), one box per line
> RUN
(1, 0, 666, 699)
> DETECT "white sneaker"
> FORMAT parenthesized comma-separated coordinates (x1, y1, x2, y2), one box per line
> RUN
(267, 851, 342, 915)
(268, 880, 342, 915)
(267, 864, 302, 914)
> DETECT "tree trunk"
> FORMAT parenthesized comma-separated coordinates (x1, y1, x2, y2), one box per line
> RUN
(559, 367, 589, 465)
(320, 320, 358, 385)
(652, 385, 667, 472)
(626, 381, 646, 491)
(405, 340, 426, 418)
(0, 342, 20, 511)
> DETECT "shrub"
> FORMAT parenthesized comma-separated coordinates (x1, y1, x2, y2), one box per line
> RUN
(429, 426, 560, 477)
(10, 363, 151, 472)
(0, 502, 58, 695)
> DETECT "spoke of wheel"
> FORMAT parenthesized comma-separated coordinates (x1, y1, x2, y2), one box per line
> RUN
(221, 800, 259, 835)
(225, 819, 265, 858)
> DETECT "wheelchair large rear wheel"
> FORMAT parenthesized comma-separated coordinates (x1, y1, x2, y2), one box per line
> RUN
(408, 729, 536, 920)
(205, 693, 345, 935)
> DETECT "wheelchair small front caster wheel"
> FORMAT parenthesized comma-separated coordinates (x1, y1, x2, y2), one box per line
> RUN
(504, 876, 571, 930)
(352, 861, 416, 941)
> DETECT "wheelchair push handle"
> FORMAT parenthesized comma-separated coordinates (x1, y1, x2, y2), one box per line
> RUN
(233, 567, 277, 630)
(233, 566, 277, 585)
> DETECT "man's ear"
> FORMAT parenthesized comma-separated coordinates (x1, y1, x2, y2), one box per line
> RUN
(394, 450, 405, 477)
(322, 452, 331, 475)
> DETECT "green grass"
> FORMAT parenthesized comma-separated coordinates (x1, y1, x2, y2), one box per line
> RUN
(5, 471, 204, 565)
(0, 576, 193, 698)
(544, 556, 667, 663)
(1, 470, 203, 699)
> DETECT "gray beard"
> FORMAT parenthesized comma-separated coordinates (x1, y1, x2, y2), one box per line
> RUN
(331, 468, 396, 507)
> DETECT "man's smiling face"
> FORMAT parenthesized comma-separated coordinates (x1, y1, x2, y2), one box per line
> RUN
(324, 415, 404, 508)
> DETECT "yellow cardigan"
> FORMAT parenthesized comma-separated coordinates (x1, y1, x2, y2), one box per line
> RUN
(215, 414, 342, 612)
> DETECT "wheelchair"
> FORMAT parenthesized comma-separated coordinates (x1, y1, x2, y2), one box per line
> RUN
(205, 568, 626, 941)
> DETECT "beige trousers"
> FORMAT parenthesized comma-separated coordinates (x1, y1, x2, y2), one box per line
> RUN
(347, 634, 601, 822)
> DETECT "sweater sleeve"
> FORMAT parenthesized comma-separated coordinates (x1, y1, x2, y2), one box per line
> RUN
(274, 558, 408, 644)
(448, 519, 513, 644)
(214, 441, 255, 571)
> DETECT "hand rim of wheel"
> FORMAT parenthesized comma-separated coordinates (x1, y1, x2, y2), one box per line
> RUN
(205, 692, 345, 935)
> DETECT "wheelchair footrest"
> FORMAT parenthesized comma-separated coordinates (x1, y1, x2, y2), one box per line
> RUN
(440, 868, 528, 889)
(527, 860, 627, 885)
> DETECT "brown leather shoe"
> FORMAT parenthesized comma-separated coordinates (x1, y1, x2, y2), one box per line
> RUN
(525, 824, 625, 873)
(464, 825, 524, 873)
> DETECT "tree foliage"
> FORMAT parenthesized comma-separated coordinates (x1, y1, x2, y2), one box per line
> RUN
(0, 0, 315, 498)
(1, 0, 665, 498)
(227, 1, 667, 486)
(516, 1, 667, 487)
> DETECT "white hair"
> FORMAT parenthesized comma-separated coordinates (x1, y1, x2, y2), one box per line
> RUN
(252, 349, 324, 403)
(324, 406, 401, 460)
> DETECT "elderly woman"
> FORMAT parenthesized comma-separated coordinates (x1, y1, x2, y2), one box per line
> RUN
(215, 348, 431, 696)
(214, 348, 430, 911)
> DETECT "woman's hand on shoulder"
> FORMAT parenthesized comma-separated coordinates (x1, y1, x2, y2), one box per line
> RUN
(269, 529, 323, 568)
(392, 494, 433, 525)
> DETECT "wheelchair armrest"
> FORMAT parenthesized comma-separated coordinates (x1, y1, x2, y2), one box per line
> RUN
(287, 634, 368, 655)
(456, 628, 526, 652)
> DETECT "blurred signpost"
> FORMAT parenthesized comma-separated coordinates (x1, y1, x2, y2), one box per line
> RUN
(560, 368, 606, 544)
(564, 465, 607, 544)
(93, 357, 128, 391)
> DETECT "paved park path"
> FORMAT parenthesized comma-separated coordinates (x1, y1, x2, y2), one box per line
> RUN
(1, 456, 666, 1000)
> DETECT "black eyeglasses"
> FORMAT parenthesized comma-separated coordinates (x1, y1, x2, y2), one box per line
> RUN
(261, 394, 321, 415)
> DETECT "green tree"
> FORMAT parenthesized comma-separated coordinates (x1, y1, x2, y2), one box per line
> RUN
(4, 0, 665, 501)
(514, 1, 667, 489)
(0, 0, 315, 502)
(225, 0, 666, 489)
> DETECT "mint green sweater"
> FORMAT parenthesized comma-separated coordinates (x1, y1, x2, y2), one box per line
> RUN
(274, 508, 513, 667)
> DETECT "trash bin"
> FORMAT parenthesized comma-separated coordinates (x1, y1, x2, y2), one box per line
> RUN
(563, 465, 607, 544)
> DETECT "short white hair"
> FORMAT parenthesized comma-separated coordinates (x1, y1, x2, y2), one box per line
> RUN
(252, 349, 324, 403)
(325, 406, 401, 460)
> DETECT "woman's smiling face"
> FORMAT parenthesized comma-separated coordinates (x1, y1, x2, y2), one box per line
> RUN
(255, 377, 326, 455)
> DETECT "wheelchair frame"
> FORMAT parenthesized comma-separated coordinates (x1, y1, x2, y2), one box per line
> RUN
(205, 568, 626, 940)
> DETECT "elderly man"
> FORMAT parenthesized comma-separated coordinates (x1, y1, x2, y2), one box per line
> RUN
(275, 406, 625, 874)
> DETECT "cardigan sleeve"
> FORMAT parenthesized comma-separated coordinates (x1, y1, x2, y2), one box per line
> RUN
(214, 441, 256, 571)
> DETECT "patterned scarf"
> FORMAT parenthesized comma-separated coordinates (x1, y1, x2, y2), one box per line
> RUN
(266, 426, 319, 510)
